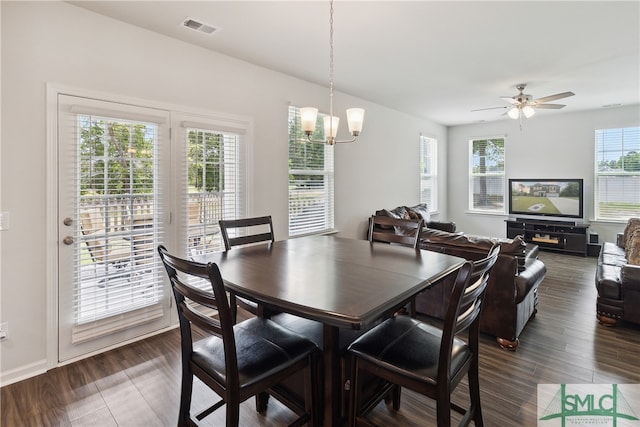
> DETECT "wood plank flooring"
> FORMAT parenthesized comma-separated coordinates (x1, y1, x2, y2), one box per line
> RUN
(2, 251, 639, 426)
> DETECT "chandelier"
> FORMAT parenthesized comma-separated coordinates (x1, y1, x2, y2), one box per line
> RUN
(300, 0, 364, 145)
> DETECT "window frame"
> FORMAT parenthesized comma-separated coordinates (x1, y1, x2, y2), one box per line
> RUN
(594, 126, 640, 222)
(181, 122, 247, 259)
(419, 135, 438, 211)
(468, 137, 506, 214)
(287, 105, 335, 237)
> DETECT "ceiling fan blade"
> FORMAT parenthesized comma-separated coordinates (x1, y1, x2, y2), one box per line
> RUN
(534, 104, 566, 109)
(533, 91, 575, 104)
(500, 97, 518, 104)
(471, 106, 508, 112)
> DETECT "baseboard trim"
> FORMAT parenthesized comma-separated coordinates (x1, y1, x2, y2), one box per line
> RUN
(0, 359, 48, 387)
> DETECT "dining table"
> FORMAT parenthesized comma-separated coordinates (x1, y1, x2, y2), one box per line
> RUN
(196, 235, 465, 426)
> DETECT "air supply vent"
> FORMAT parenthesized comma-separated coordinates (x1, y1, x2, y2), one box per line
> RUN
(183, 18, 217, 35)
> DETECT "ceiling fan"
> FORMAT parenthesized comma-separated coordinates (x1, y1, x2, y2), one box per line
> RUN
(472, 83, 575, 120)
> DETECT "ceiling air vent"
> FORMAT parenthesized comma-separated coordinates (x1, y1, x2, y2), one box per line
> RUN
(183, 18, 217, 35)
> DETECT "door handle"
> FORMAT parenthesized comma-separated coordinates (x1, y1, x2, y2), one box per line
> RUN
(63, 236, 74, 245)
(63, 217, 73, 226)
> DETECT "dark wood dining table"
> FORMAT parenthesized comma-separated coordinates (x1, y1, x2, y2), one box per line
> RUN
(196, 235, 465, 426)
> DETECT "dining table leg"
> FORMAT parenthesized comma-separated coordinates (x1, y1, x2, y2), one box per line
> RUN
(323, 324, 342, 426)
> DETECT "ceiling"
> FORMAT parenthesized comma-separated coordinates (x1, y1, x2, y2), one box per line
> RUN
(68, 1, 640, 127)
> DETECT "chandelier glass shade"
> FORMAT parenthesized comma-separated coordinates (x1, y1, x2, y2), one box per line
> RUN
(302, 0, 364, 145)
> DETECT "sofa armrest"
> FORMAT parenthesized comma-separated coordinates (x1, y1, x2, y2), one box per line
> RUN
(616, 232, 625, 247)
(426, 220, 456, 233)
(621, 264, 640, 291)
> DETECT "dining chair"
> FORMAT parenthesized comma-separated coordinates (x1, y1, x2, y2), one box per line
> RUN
(347, 245, 500, 427)
(219, 216, 275, 320)
(368, 215, 423, 249)
(368, 215, 424, 316)
(158, 245, 320, 427)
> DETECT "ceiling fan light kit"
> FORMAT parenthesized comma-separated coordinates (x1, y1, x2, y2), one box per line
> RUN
(473, 83, 574, 124)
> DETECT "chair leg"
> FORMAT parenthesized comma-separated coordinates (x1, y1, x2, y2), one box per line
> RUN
(436, 394, 452, 427)
(178, 371, 193, 427)
(392, 384, 401, 411)
(348, 358, 358, 427)
(225, 402, 240, 427)
(409, 299, 417, 318)
(468, 363, 484, 426)
(303, 354, 319, 427)
(255, 392, 269, 414)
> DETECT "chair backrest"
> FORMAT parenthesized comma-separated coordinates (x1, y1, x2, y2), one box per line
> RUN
(219, 216, 274, 250)
(439, 244, 500, 375)
(157, 245, 238, 385)
(368, 215, 423, 249)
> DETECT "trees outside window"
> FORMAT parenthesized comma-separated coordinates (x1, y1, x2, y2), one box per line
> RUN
(469, 137, 505, 213)
(287, 106, 334, 236)
(595, 127, 640, 220)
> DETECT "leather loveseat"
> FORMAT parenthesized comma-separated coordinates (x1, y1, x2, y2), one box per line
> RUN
(596, 217, 640, 326)
(371, 205, 547, 350)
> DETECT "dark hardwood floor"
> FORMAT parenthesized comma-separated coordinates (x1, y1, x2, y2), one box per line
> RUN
(2, 251, 639, 426)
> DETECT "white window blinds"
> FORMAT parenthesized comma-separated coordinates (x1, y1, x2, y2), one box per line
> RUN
(67, 104, 168, 342)
(469, 137, 505, 213)
(179, 115, 247, 258)
(288, 106, 335, 236)
(595, 127, 640, 221)
(420, 136, 438, 211)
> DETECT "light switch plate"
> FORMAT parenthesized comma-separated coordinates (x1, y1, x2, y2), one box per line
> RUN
(0, 212, 9, 230)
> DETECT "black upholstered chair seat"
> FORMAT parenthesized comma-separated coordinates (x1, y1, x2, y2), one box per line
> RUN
(192, 317, 318, 389)
(348, 316, 470, 386)
(158, 245, 320, 426)
(347, 245, 500, 427)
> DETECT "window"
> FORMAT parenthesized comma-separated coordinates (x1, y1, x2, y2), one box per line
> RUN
(595, 127, 640, 221)
(183, 125, 245, 258)
(288, 106, 335, 236)
(52, 89, 251, 362)
(420, 136, 437, 210)
(57, 94, 172, 361)
(469, 137, 505, 213)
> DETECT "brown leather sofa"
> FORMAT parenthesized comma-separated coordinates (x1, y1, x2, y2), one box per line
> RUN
(596, 218, 640, 326)
(371, 205, 547, 350)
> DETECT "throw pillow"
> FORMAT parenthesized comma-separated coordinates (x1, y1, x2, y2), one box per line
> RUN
(622, 217, 640, 249)
(405, 204, 431, 223)
(627, 229, 640, 266)
(375, 207, 411, 230)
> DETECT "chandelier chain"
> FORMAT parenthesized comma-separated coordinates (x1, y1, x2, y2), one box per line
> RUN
(328, 0, 335, 120)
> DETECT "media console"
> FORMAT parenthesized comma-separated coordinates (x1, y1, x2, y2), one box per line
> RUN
(506, 218, 589, 256)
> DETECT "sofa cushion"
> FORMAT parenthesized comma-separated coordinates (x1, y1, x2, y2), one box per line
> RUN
(600, 252, 630, 267)
(404, 203, 431, 223)
(602, 241, 626, 257)
(421, 229, 526, 255)
(627, 229, 640, 266)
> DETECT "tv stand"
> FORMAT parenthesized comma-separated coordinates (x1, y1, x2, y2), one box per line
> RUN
(506, 218, 588, 256)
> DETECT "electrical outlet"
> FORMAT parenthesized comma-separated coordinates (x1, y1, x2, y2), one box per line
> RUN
(0, 212, 9, 231)
(0, 322, 7, 341)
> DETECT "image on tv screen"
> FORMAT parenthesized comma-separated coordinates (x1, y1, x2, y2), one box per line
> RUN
(510, 181, 582, 217)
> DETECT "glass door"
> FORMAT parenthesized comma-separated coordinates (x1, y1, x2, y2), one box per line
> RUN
(57, 94, 172, 361)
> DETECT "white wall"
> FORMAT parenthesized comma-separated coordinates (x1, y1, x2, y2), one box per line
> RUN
(0, 1, 446, 382)
(447, 105, 640, 243)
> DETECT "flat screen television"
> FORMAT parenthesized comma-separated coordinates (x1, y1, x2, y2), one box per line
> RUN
(508, 178, 584, 220)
